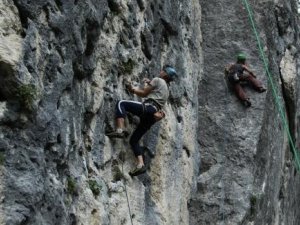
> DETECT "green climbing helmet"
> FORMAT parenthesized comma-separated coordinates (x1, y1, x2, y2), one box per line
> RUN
(237, 53, 246, 61)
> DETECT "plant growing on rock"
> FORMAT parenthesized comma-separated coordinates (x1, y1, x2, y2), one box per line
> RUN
(16, 84, 37, 111)
(88, 179, 102, 197)
(120, 58, 136, 75)
(0, 152, 5, 165)
(112, 166, 125, 181)
(250, 194, 259, 216)
(67, 177, 77, 195)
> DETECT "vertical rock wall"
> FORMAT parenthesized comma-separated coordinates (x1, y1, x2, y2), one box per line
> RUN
(0, 0, 202, 224)
(190, 0, 300, 224)
(0, 0, 300, 225)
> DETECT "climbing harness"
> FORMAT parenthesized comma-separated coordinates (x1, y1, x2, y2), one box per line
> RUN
(241, 0, 300, 171)
(143, 98, 161, 111)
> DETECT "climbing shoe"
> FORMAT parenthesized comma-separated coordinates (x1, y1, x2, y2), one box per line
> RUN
(129, 165, 146, 177)
(105, 130, 128, 138)
(258, 87, 267, 93)
(243, 99, 251, 107)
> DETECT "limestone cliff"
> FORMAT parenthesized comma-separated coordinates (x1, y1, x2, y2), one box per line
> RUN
(0, 0, 299, 225)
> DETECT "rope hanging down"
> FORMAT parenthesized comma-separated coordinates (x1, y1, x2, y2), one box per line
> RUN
(241, 0, 300, 171)
(120, 147, 134, 225)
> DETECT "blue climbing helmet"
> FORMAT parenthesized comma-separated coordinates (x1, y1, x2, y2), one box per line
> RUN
(163, 65, 177, 81)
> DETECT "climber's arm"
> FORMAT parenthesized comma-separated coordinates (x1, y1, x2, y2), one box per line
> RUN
(243, 65, 257, 78)
(132, 85, 153, 97)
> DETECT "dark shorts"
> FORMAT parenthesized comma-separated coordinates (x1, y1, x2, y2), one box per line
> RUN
(116, 100, 158, 157)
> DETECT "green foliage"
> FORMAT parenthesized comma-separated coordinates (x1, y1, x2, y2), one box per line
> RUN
(88, 179, 102, 197)
(67, 177, 77, 195)
(120, 59, 136, 74)
(16, 84, 37, 111)
(0, 152, 5, 165)
(250, 195, 257, 216)
(113, 166, 125, 181)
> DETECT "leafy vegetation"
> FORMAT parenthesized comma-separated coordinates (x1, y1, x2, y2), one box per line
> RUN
(120, 59, 136, 74)
(0, 152, 5, 165)
(16, 84, 37, 111)
(67, 177, 77, 195)
(250, 195, 257, 216)
(88, 179, 102, 197)
(113, 166, 125, 181)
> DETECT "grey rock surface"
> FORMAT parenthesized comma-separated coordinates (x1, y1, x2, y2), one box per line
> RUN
(190, 0, 300, 224)
(0, 0, 299, 225)
(1, 0, 201, 224)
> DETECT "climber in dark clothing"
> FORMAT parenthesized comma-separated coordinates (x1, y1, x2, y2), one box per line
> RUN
(226, 53, 266, 107)
(106, 65, 177, 176)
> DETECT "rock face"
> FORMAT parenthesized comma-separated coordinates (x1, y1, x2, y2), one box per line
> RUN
(190, 0, 300, 225)
(0, 0, 299, 225)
